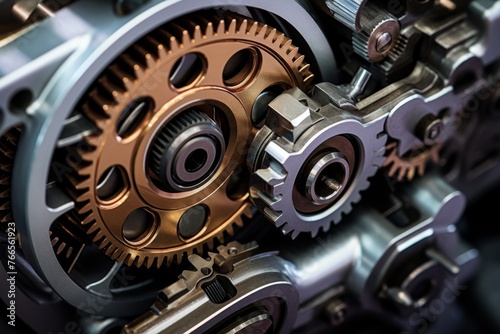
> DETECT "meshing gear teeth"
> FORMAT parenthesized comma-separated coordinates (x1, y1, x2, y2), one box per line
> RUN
(54, 12, 314, 268)
(249, 88, 386, 239)
(383, 141, 442, 181)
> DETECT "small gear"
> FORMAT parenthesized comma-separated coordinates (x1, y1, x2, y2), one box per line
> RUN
(383, 141, 441, 181)
(352, 3, 400, 63)
(55, 12, 314, 268)
(249, 89, 386, 238)
(149, 109, 225, 192)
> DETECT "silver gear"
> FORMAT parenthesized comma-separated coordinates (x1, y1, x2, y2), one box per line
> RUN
(248, 87, 386, 238)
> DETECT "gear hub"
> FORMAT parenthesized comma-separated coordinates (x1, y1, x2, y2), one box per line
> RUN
(149, 109, 226, 192)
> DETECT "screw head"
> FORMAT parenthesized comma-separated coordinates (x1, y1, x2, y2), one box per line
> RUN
(376, 32, 393, 53)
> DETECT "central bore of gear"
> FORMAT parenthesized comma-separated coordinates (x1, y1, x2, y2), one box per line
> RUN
(150, 109, 226, 192)
(304, 151, 350, 205)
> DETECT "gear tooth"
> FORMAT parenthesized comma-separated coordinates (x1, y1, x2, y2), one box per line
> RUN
(233, 216, 244, 228)
(121, 77, 135, 92)
(291, 230, 301, 240)
(294, 54, 305, 66)
(299, 63, 311, 74)
(264, 207, 282, 224)
(77, 202, 93, 215)
(92, 231, 104, 243)
(257, 24, 268, 39)
(193, 25, 202, 41)
(288, 46, 299, 59)
(116, 251, 128, 263)
(122, 254, 132, 266)
(310, 228, 320, 239)
(228, 19, 237, 34)
(158, 44, 168, 59)
(265, 28, 277, 42)
(143, 256, 153, 269)
(110, 249, 122, 261)
(303, 73, 315, 86)
(243, 206, 253, 219)
(57, 242, 66, 255)
(282, 38, 293, 51)
(216, 19, 226, 36)
(248, 21, 259, 36)
(158, 256, 167, 268)
(205, 21, 214, 36)
(323, 223, 332, 234)
(169, 36, 180, 52)
(86, 222, 99, 233)
(181, 30, 191, 46)
(134, 256, 145, 268)
(417, 162, 426, 177)
(105, 245, 115, 257)
(133, 63, 146, 78)
(238, 19, 248, 34)
(273, 32, 285, 47)
(145, 53, 155, 70)
(398, 166, 408, 181)
(216, 233, 224, 243)
(81, 215, 95, 226)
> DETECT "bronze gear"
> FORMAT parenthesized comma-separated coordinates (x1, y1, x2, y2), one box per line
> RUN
(383, 141, 441, 181)
(59, 12, 314, 268)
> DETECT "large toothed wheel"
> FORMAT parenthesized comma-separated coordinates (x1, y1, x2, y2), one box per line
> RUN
(51, 12, 314, 268)
(248, 89, 386, 238)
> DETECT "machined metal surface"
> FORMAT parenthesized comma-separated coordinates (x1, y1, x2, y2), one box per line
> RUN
(0, 0, 497, 332)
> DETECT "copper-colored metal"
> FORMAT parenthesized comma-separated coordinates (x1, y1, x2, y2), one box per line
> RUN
(62, 13, 314, 268)
(383, 141, 441, 181)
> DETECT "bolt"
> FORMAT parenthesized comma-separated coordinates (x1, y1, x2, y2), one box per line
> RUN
(325, 299, 348, 326)
(376, 32, 393, 53)
(415, 114, 445, 146)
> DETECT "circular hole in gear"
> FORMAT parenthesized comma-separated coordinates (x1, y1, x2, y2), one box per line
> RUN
(178, 205, 209, 240)
(9, 88, 33, 114)
(314, 161, 347, 199)
(122, 208, 157, 245)
(96, 166, 129, 203)
(251, 85, 286, 127)
(170, 53, 205, 89)
(226, 166, 250, 201)
(116, 97, 154, 139)
(185, 148, 209, 173)
(223, 48, 260, 88)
